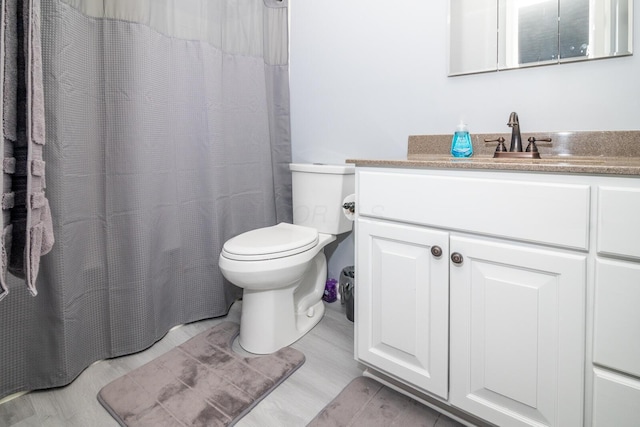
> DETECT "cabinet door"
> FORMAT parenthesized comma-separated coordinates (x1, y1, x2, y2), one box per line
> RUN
(356, 218, 449, 399)
(449, 236, 586, 427)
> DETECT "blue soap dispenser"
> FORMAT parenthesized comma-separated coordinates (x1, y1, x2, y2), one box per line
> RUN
(451, 121, 473, 157)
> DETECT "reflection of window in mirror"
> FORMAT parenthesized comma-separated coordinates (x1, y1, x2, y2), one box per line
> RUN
(518, 0, 559, 64)
(501, 0, 559, 68)
(513, 0, 590, 64)
(559, 0, 589, 60)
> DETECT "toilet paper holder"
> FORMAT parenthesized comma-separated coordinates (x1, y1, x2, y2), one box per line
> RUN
(342, 201, 355, 214)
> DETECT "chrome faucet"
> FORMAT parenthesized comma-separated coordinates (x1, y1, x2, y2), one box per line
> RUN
(507, 112, 523, 152)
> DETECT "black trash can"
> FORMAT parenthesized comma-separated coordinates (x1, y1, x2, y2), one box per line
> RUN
(339, 266, 355, 322)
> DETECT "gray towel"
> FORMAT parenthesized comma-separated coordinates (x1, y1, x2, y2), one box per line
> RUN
(0, 0, 17, 301)
(2, 0, 54, 299)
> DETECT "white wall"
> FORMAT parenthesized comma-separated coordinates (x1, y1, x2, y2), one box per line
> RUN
(289, 0, 639, 281)
(290, 0, 640, 164)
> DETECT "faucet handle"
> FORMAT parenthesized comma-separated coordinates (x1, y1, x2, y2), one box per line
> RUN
(484, 137, 508, 153)
(526, 137, 552, 153)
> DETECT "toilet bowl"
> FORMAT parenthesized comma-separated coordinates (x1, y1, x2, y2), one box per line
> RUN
(218, 163, 355, 354)
(219, 223, 336, 354)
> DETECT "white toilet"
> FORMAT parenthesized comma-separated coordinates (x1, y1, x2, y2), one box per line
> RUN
(218, 163, 355, 354)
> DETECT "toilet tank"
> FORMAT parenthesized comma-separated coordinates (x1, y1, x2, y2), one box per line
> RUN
(290, 163, 355, 234)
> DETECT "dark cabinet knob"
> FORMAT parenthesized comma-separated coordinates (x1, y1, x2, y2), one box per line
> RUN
(431, 246, 443, 257)
(451, 252, 464, 264)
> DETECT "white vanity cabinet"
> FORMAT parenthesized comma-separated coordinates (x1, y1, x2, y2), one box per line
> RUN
(355, 167, 590, 427)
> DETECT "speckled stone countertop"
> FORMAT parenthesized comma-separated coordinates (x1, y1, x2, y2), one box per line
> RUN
(348, 131, 640, 176)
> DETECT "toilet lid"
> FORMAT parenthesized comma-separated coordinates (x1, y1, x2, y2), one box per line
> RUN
(222, 223, 319, 261)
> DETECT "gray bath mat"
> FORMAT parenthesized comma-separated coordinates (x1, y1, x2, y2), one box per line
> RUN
(308, 377, 464, 427)
(98, 322, 305, 426)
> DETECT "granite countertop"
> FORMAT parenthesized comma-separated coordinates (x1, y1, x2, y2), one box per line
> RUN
(348, 131, 640, 176)
(348, 155, 640, 176)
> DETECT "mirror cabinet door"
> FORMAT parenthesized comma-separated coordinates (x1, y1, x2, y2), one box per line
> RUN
(449, 0, 498, 75)
(568, 0, 633, 62)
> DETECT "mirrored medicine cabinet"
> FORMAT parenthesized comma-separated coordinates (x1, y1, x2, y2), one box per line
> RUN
(449, 0, 633, 76)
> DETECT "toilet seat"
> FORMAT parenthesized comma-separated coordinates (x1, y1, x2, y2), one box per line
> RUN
(222, 223, 319, 261)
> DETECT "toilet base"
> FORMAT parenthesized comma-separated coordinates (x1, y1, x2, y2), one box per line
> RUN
(238, 287, 325, 354)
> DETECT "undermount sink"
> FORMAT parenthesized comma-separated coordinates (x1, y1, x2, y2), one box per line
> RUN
(443, 155, 607, 165)
(515, 157, 606, 165)
(410, 154, 614, 166)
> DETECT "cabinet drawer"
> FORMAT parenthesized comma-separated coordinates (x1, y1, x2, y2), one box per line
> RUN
(597, 186, 640, 260)
(593, 368, 640, 427)
(594, 259, 640, 377)
(358, 170, 590, 250)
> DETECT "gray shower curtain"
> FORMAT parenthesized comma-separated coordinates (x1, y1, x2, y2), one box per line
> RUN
(0, 0, 292, 399)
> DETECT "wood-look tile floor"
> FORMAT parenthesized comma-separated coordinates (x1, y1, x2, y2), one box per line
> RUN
(0, 300, 463, 427)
